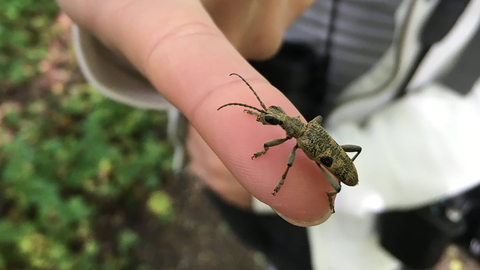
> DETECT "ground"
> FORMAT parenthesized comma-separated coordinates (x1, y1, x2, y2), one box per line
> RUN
(136, 172, 264, 270)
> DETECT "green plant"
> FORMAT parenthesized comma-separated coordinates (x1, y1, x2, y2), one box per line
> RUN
(147, 190, 175, 223)
(0, 84, 173, 269)
(0, 0, 60, 85)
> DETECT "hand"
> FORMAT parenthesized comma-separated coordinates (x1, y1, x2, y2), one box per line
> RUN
(58, 0, 334, 226)
(187, 125, 252, 210)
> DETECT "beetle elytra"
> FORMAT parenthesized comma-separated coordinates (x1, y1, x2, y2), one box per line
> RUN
(218, 73, 361, 213)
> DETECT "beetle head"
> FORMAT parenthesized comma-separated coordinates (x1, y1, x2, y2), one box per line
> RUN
(218, 73, 284, 123)
(255, 105, 287, 126)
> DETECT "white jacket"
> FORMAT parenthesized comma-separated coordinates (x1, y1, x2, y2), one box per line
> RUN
(307, 1, 480, 269)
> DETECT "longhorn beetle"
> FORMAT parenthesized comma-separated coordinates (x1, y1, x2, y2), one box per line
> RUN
(218, 73, 362, 213)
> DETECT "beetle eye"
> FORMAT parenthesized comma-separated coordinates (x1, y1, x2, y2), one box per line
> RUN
(264, 116, 282, 125)
(269, 106, 285, 114)
(320, 156, 333, 167)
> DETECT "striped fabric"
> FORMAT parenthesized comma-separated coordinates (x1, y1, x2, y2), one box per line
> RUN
(284, 0, 403, 94)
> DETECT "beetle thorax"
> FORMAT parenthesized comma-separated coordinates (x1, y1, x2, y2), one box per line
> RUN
(281, 116, 306, 138)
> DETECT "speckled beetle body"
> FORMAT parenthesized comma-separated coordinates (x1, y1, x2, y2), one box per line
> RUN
(296, 116, 359, 187)
(218, 73, 362, 212)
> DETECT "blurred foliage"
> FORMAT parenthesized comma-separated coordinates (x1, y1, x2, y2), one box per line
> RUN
(0, 0, 60, 85)
(147, 190, 175, 223)
(0, 2, 174, 268)
(0, 84, 173, 269)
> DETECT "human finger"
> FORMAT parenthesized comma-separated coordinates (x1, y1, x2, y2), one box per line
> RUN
(57, 0, 332, 225)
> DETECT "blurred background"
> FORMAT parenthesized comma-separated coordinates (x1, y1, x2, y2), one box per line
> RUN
(0, 2, 479, 270)
(0, 2, 264, 269)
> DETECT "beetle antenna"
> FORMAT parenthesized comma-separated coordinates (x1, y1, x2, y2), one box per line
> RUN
(217, 103, 265, 112)
(230, 73, 267, 111)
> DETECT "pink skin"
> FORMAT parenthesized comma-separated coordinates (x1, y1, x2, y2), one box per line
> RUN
(57, 0, 335, 226)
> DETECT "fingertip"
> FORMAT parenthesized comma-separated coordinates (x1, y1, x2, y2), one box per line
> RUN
(273, 207, 332, 227)
(247, 151, 338, 226)
(192, 73, 337, 225)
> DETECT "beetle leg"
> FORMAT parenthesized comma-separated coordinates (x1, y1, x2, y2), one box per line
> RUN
(341, 144, 362, 161)
(272, 144, 298, 195)
(317, 163, 341, 213)
(326, 190, 340, 213)
(252, 137, 291, 159)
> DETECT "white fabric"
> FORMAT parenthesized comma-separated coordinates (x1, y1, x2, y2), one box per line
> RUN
(308, 1, 480, 269)
(72, 25, 173, 111)
(258, 1, 480, 269)
(330, 82, 480, 214)
(326, 0, 480, 213)
(308, 212, 399, 270)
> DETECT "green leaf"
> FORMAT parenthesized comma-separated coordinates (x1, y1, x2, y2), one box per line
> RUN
(118, 230, 139, 255)
(147, 191, 174, 222)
